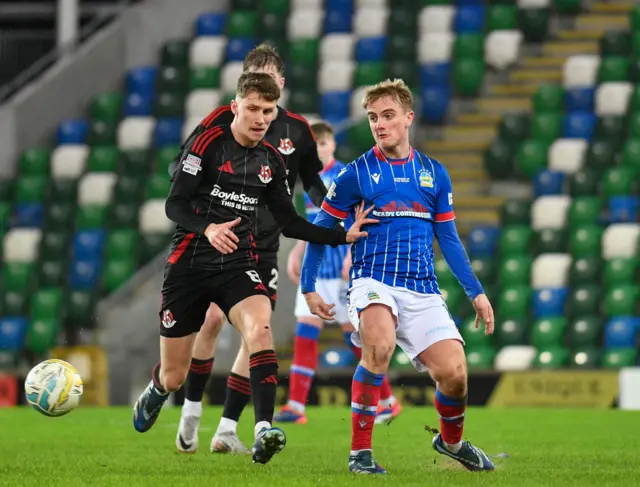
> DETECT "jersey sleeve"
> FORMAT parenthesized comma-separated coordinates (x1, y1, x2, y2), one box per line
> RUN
(434, 163, 455, 223)
(165, 127, 223, 234)
(320, 163, 362, 220)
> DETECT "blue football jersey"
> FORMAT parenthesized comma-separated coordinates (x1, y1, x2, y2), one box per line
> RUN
(304, 160, 349, 280)
(321, 146, 455, 294)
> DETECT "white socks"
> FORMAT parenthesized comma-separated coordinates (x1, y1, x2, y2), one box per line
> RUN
(218, 417, 238, 434)
(288, 400, 305, 413)
(254, 421, 271, 438)
(182, 399, 202, 417)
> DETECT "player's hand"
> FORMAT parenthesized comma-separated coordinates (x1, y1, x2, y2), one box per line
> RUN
(204, 218, 241, 254)
(346, 202, 379, 244)
(304, 291, 335, 321)
(287, 249, 301, 284)
(341, 251, 352, 281)
(472, 294, 494, 335)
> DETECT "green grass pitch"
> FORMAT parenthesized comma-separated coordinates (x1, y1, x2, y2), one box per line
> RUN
(1, 406, 639, 486)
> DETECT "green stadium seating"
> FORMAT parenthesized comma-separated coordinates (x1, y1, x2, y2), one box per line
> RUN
(348, 119, 373, 154)
(354, 63, 385, 88)
(602, 167, 636, 197)
(155, 146, 180, 175)
(499, 256, 532, 286)
(569, 169, 599, 197)
(65, 291, 95, 327)
(19, 148, 50, 176)
(31, 289, 63, 320)
(621, 139, 640, 173)
(45, 203, 75, 229)
(533, 84, 563, 113)
(77, 205, 109, 229)
(233, 0, 257, 9)
(568, 197, 603, 227)
(289, 39, 318, 66)
(26, 318, 60, 355)
(140, 233, 170, 265)
(498, 285, 531, 318)
(487, 4, 516, 31)
(598, 56, 630, 82)
(2, 262, 35, 292)
(516, 140, 549, 178)
(121, 150, 150, 177)
(604, 258, 639, 287)
(569, 225, 602, 257)
(90, 93, 122, 123)
(495, 317, 528, 347)
(531, 317, 567, 348)
(154, 92, 186, 118)
(440, 284, 464, 316)
(389, 347, 413, 369)
(568, 284, 600, 318)
(601, 348, 637, 368)
(569, 347, 601, 369)
(466, 347, 496, 370)
(16, 176, 47, 203)
(566, 316, 601, 347)
(0, 203, 11, 225)
(48, 179, 77, 204)
(262, 0, 289, 14)
(190, 67, 221, 90)
(553, 0, 582, 13)
(88, 120, 117, 147)
(435, 258, 455, 287)
(586, 140, 616, 174)
(102, 257, 136, 293)
(107, 229, 139, 260)
(453, 58, 484, 96)
(261, 13, 287, 40)
(387, 35, 416, 62)
(227, 11, 257, 37)
(87, 146, 119, 173)
(517, 8, 550, 43)
(108, 203, 139, 229)
(387, 61, 418, 90)
(288, 91, 317, 114)
(38, 260, 65, 287)
(40, 231, 69, 261)
(156, 66, 188, 94)
(114, 176, 144, 202)
(388, 9, 417, 36)
(534, 346, 569, 368)
(499, 114, 530, 143)
(289, 65, 317, 91)
(600, 30, 631, 57)
(0, 179, 13, 202)
(1, 291, 28, 316)
(594, 116, 625, 147)
(604, 284, 640, 317)
(530, 112, 562, 143)
(454, 34, 484, 59)
(471, 257, 496, 283)
(461, 316, 492, 348)
(628, 113, 640, 138)
(484, 139, 515, 178)
(499, 226, 532, 256)
(500, 199, 530, 226)
(161, 39, 190, 67)
(569, 257, 601, 284)
(533, 228, 566, 254)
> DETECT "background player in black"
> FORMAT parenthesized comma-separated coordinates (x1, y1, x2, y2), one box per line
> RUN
(173, 45, 332, 455)
(133, 73, 375, 466)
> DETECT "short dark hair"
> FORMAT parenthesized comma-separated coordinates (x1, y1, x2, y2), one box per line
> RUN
(311, 121, 334, 139)
(236, 72, 280, 102)
(243, 44, 285, 76)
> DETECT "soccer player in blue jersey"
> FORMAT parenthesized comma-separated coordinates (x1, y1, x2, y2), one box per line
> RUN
(275, 121, 400, 425)
(300, 79, 496, 474)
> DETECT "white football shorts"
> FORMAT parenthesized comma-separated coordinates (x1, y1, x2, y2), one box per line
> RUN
(347, 277, 464, 372)
(295, 278, 350, 323)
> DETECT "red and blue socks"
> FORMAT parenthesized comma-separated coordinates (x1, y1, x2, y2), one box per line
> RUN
(351, 365, 383, 453)
(288, 322, 320, 412)
(434, 388, 467, 452)
(344, 331, 395, 407)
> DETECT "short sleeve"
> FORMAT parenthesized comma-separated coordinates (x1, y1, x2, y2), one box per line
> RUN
(320, 163, 361, 220)
(434, 163, 455, 223)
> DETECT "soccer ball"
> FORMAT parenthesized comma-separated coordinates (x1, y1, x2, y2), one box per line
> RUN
(24, 359, 83, 417)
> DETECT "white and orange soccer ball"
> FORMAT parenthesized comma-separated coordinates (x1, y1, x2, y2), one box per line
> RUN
(24, 359, 83, 417)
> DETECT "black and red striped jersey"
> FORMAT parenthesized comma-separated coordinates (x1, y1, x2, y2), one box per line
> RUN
(165, 124, 344, 271)
(171, 105, 326, 254)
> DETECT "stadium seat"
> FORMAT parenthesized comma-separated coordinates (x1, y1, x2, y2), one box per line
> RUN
(466, 226, 499, 257)
(533, 170, 564, 197)
(40, 231, 70, 262)
(0, 318, 29, 351)
(498, 285, 531, 318)
(532, 288, 568, 318)
(567, 316, 601, 348)
(78, 173, 117, 206)
(65, 290, 96, 327)
(605, 284, 640, 317)
(499, 113, 530, 143)
(568, 197, 602, 227)
(500, 199, 531, 226)
(154, 118, 184, 147)
(485, 30, 522, 70)
(595, 82, 633, 116)
(601, 348, 637, 368)
(486, 4, 516, 31)
(569, 169, 598, 197)
(499, 226, 532, 256)
(288, 8, 323, 39)
(471, 257, 496, 282)
(453, 58, 485, 96)
(484, 138, 516, 178)
(494, 317, 527, 347)
(461, 316, 492, 348)
(419, 63, 451, 89)
(602, 223, 640, 259)
(563, 112, 595, 140)
(531, 112, 562, 144)
(14, 203, 42, 228)
(121, 150, 150, 178)
(604, 257, 639, 288)
(1, 291, 28, 317)
(102, 257, 136, 293)
(76, 205, 109, 230)
(569, 256, 601, 284)
(563, 55, 600, 88)
(50, 145, 88, 180)
(548, 139, 587, 174)
(604, 317, 638, 349)
(354, 7, 389, 38)
(534, 84, 563, 113)
(139, 199, 173, 234)
(533, 228, 567, 255)
(420, 86, 450, 124)
(3, 228, 41, 263)
(91, 93, 122, 123)
(123, 93, 153, 117)
(568, 284, 600, 318)
(569, 347, 600, 369)
(190, 67, 221, 90)
(117, 117, 155, 150)
(189, 36, 226, 68)
(593, 116, 625, 147)
(25, 317, 60, 355)
(38, 260, 65, 287)
(603, 167, 636, 197)
(419, 6, 455, 34)
(466, 347, 496, 370)
(16, 175, 47, 204)
(531, 195, 570, 230)
(2, 262, 35, 292)
(195, 13, 226, 37)
(57, 120, 88, 145)
(19, 148, 50, 176)
(494, 345, 536, 371)
(565, 87, 595, 113)
(609, 196, 640, 223)
(30, 289, 63, 320)
(531, 316, 567, 348)
(73, 230, 106, 260)
(318, 61, 355, 92)
(570, 224, 602, 257)
(600, 30, 631, 57)
(531, 253, 571, 289)
(87, 146, 119, 173)
(418, 33, 454, 64)
(139, 233, 171, 265)
(598, 56, 630, 83)
(534, 347, 569, 368)
(516, 139, 549, 178)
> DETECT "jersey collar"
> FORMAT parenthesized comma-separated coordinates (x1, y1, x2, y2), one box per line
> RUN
(373, 145, 415, 165)
(321, 158, 337, 173)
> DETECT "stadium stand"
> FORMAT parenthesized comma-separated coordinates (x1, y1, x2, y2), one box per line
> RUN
(0, 0, 638, 373)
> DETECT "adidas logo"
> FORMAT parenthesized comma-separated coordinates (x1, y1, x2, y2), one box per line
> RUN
(260, 375, 278, 384)
(219, 160, 233, 173)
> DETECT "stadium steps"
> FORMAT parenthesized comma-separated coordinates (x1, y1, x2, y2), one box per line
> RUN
(423, 1, 634, 237)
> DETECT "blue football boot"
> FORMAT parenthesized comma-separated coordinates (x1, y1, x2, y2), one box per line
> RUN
(348, 450, 387, 474)
(132, 380, 169, 433)
(432, 433, 495, 471)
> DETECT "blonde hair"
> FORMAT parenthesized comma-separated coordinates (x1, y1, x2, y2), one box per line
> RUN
(362, 79, 413, 111)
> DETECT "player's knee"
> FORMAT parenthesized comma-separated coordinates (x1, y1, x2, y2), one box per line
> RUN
(436, 362, 467, 397)
(160, 368, 187, 393)
(201, 312, 224, 340)
(363, 341, 394, 368)
(246, 320, 272, 349)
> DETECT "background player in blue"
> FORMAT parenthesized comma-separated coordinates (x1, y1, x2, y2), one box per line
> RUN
(300, 79, 496, 474)
(275, 122, 400, 425)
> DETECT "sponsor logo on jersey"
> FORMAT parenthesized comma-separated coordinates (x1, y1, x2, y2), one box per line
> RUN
(372, 173, 381, 184)
(258, 164, 273, 184)
(327, 181, 337, 200)
(394, 177, 410, 183)
(182, 154, 202, 176)
(211, 184, 259, 210)
(372, 201, 432, 220)
(419, 169, 433, 188)
(448, 192, 453, 206)
(278, 138, 295, 155)
(161, 309, 176, 328)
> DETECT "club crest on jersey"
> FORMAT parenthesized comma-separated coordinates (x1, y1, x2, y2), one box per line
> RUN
(367, 291, 380, 301)
(278, 138, 295, 155)
(419, 169, 434, 188)
(259, 164, 273, 184)
(161, 309, 176, 329)
(182, 154, 202, 176)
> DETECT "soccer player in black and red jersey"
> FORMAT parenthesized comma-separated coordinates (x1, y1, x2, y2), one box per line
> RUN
(171, 45, 333, 455)
(132, 72, 375, 465)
